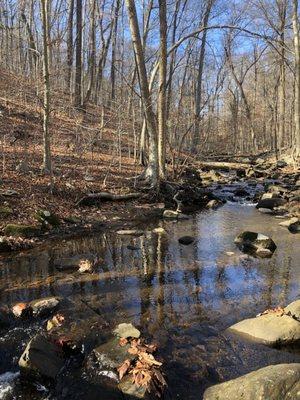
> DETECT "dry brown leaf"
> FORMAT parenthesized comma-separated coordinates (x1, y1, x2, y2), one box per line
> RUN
(119, 337, 128, 347)
(139, 352, 162, 367)
(117, 359, 131, 380)
(130, 368, 152, 387)
(128, 346, 139, 355)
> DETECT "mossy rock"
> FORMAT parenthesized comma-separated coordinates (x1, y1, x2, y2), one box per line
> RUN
(4, 224, 41, 238)
(36, 210, 60, 227)
(0, 206, 13, 217)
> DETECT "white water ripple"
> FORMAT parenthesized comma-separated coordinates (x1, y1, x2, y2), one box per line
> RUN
(0, 371, 19, 399)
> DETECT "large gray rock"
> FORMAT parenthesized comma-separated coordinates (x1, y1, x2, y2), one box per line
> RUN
(19, 335, 65, 379)
(92, 337, 136, 370)
(203, 364, 300, 400)
(234, 231, 276, 258)
(228, 313, 300, 346)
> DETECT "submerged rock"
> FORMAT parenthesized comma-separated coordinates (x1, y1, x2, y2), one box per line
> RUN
(234, 231, 276, 258)
(203, 364, 300, 400)
(92, 337, 135, 371)
(178, 236, 194, 245)
(118, 375, 148, 399)
(19, 334, 65, 379)
(29, 297, 60, 317)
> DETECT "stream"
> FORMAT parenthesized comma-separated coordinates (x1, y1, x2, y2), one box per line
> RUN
(0, 201, 299, 399)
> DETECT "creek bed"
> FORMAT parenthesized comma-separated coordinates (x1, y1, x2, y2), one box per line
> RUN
(0, 202, 299, 399)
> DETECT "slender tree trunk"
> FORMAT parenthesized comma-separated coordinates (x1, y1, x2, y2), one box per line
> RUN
(125, 0, 159, 187)
(192, 0, 214, 151)
(84, 0, 96, 106)
(293, 0, 300, 159)
(40, 0, 52, 174)
(158, 0, 167, 179)
(66, 0, 74, 95)
(110, 0, 121, 104)
(74, 0, 82, 108)
(277, 0, 287, 157)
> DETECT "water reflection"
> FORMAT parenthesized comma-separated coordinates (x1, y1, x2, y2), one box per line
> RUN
(0, 203, 299, 399)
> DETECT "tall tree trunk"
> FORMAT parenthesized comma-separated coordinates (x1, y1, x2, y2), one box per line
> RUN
(40, 0, 52, 174)
(277, 0, 287, 157)
(158, 0, 167, 179)
(74, 0, 82, 108)
(293, 0, 300, 159)
(84, 0, 96, 106)
(192, 0, 214, 151)
(125, 0, 159, 187)
(66, 0, 74, 96)
(110, 0, 121, 105)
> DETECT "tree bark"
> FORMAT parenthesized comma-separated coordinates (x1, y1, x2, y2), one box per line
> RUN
(125, 0, 159, 187)
(158, 0, 168, 179)
(192, 0, 214, 151)
(293, 0, 300, 159)
(74, 0, 82, 108)
(66, 0, 74, 96)
(40, 0, 52, 174)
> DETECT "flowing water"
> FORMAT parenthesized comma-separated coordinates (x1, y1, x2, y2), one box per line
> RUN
(0, 202, 299, 399)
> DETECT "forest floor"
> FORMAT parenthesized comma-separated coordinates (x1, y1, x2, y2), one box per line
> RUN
(0, 69, 154, 236)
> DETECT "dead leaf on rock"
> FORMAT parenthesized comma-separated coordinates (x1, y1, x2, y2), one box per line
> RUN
(117, 359, 131, 380)
(119, 337, 128, 347)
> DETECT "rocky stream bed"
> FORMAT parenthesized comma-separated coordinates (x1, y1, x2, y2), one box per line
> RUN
(0, 161, 299, 399)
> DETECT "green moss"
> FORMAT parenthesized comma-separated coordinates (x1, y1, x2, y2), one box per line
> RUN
(4, 224, 41, 238)
(0, 207, 13, 217)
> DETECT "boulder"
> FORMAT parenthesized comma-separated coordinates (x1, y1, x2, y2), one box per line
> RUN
(178, 236, 194, 245)
(203, 364, 300, 400)
(234, 231, 276, 257)
(228, 313, 300, 346)
(19, 334, 65, 379)
(256, 197, 287, 210)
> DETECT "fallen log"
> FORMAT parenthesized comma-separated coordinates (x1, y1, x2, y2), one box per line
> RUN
(197, 161, 250, 172)
(76, 192, 141, 207)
